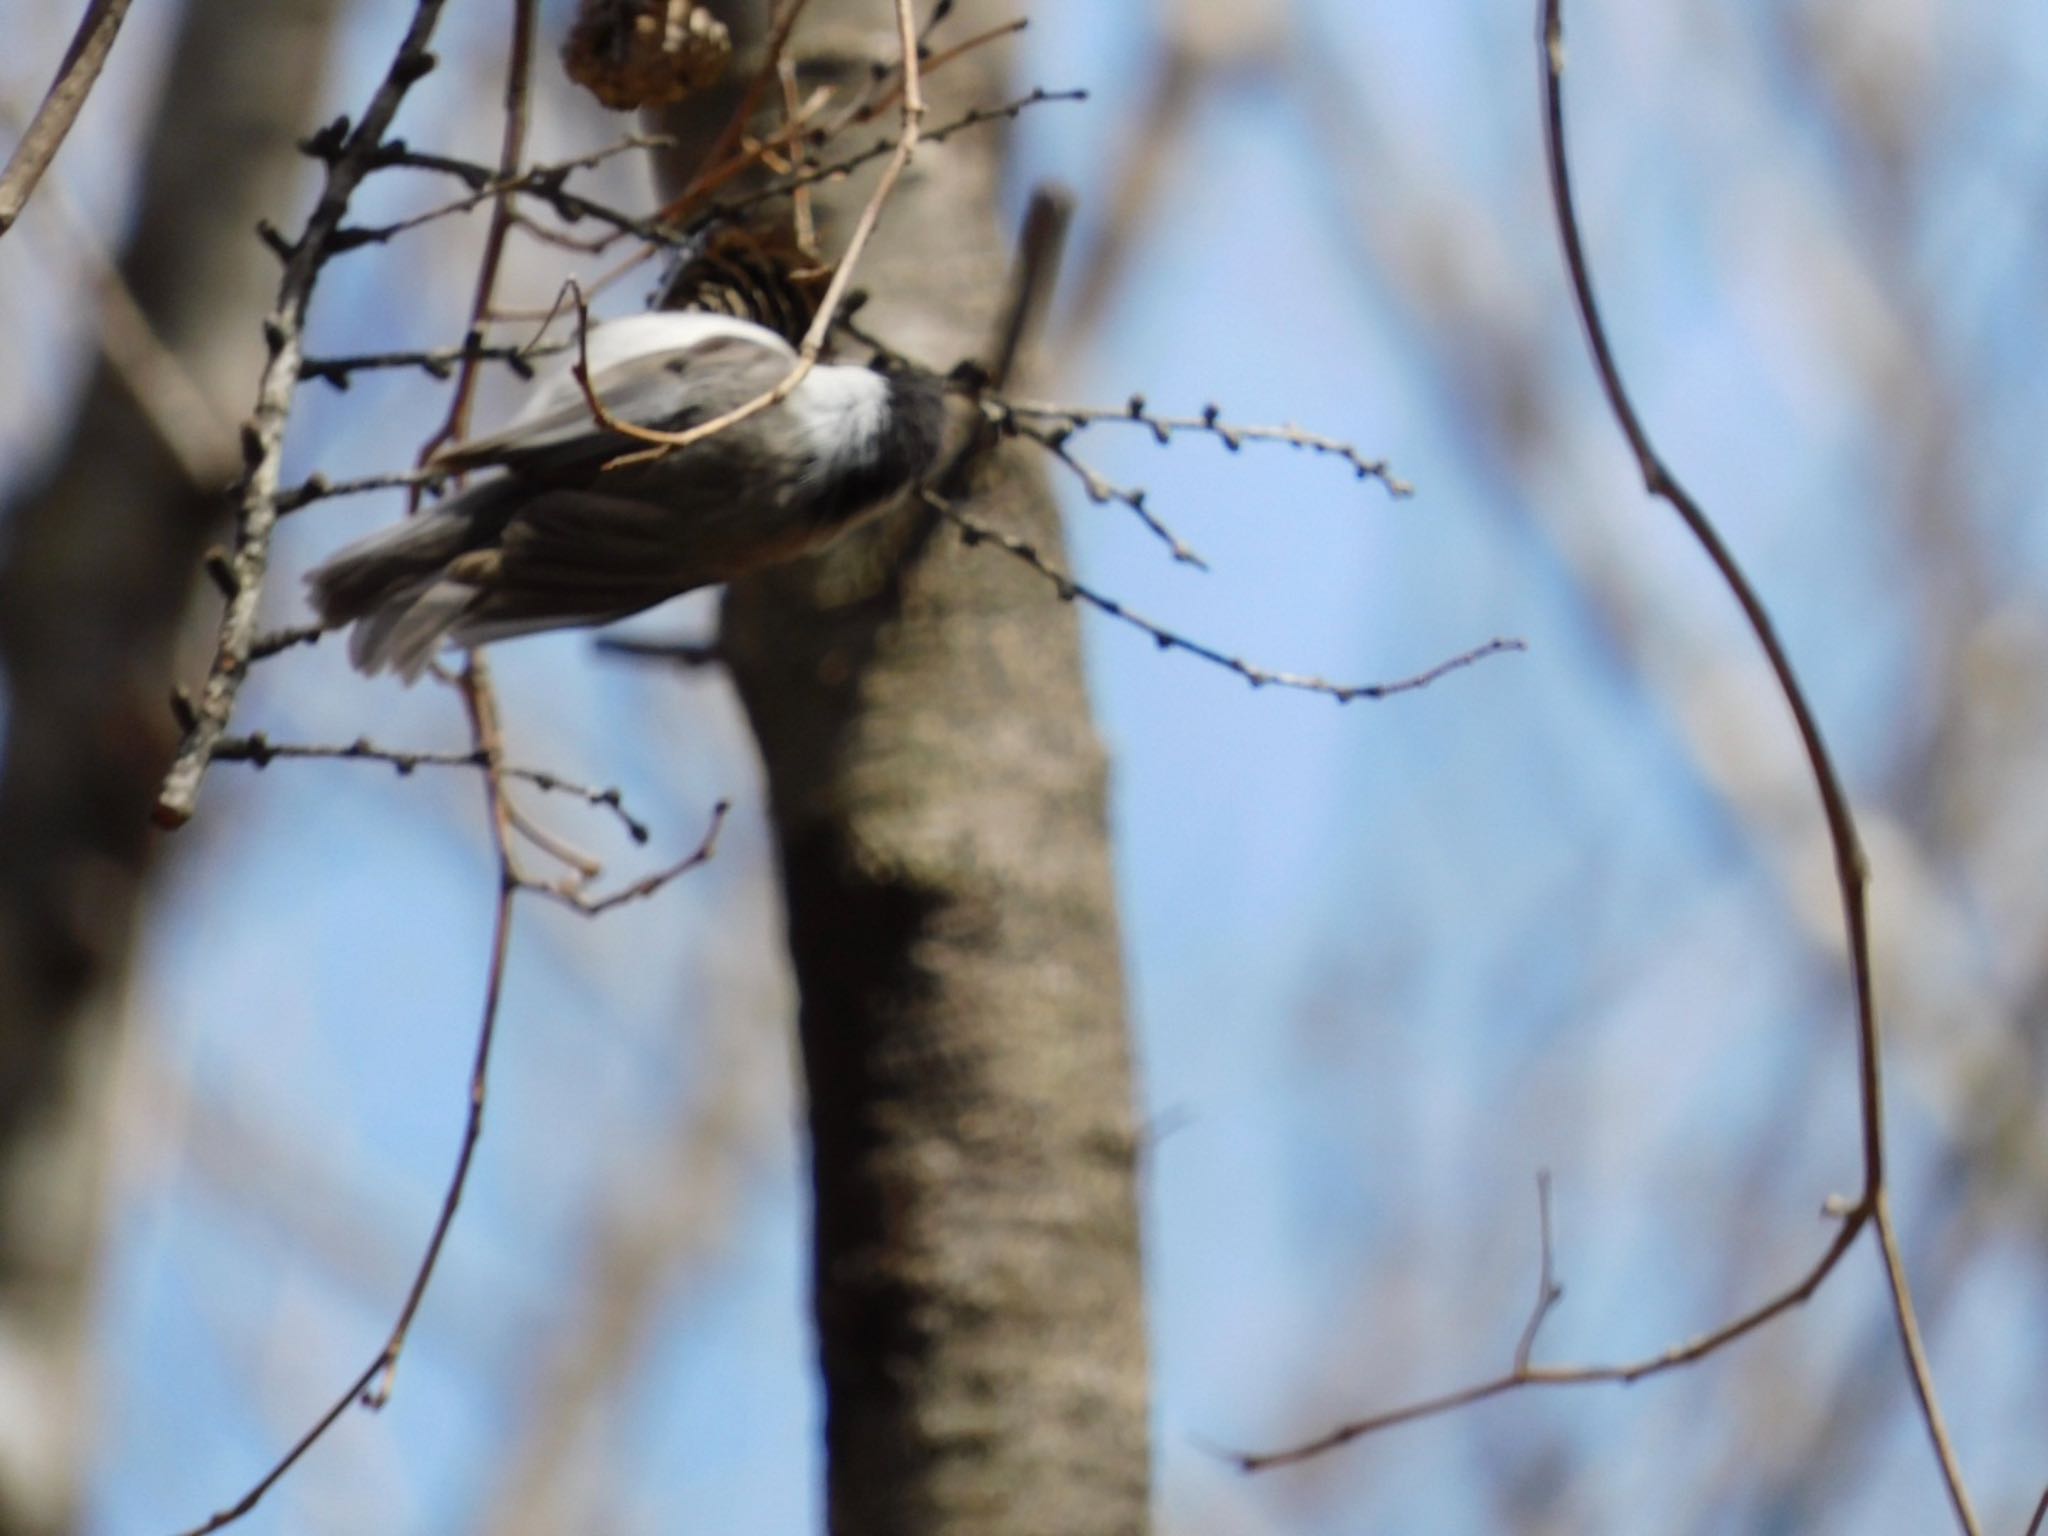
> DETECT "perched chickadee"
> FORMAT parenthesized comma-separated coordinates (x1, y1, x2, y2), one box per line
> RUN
(306, 311, 944, 681)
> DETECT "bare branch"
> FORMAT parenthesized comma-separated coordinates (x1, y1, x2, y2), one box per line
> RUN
(211, 732, 651, 844)
(248, 624, 324, 660)
(712, 85, 1085, 219)
(1016, 419, 1208, 569)
(521, 799, 729, 916)
(175, 10, 531, 1526)
(1511, 1170, 1563, 1377)
(414, 0, 541, 473)
(1237, 1194, 1862, 1472)
(595, 634, 725, 668)
(1241, 16, 1986, 1521)
(0, 0, 136, 237)
(153, 0, 455, 828)
(301, 337, 561, 388)
(1532, 4, 1967, 1528)
(277, 465, 447, 513)
(996, 395, 1411, 498)
(174, 673, 520, 1536)
(928, 490, 1521, 703)
(350, 134, 683, 251)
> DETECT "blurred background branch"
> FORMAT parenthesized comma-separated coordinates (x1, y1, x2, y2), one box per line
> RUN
(0, 0, 137, 238)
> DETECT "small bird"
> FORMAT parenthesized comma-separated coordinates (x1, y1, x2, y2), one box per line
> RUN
(306, 310, 945, 681)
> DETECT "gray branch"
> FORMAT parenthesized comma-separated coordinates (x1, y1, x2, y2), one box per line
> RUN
(153, 0, 455, 828)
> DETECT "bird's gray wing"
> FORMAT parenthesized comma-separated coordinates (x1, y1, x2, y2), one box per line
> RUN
(443, 441, 839, 639)
(431, 333, 793, 481)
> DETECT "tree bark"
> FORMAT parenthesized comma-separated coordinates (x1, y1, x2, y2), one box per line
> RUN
(646, 5, 1152, 1531)
(0, 1, 344, 1529)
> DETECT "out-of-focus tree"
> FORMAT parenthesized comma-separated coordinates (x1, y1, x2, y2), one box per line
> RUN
(0, 0, 343, 1529)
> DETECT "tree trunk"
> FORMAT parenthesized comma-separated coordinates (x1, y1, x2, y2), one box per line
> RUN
(0, 2, 344, 1529)
(647, 5, 1152, 1531)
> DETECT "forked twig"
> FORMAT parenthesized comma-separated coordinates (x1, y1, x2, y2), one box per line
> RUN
(1511, 1170, 1563, 1375)
(928, 490, 1520, 704)
(1241, 10, 1982, 1532)
(996, 395, 1410, 498)
(1538, 3, 1973, 1528)
(523, 799, 729, 917)
(174, 6, 524, 1529)
(173, 670, 519, 1536)
(709, 85, 1084, 219)
(1236, 1186, 1861, 1470)
(153, 0, 454, 828)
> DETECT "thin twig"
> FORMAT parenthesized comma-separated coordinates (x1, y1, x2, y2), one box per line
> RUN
(351, 134, 681, 251)
(504, 794, 605, 881)
(362, 662, 518, 1415)
(928, 491, 1521, 703)
(710, 85, 1083, 219)
(832, 16, 1027, 132)
(652, 0, 819, 226)
(416, 0, 541, 474)
(1244, 13, 1982, 1517)
(522, 799, 729, 917)
(1237, 1208, 1863, 1471)
(174, 688, 518, 1536)
(594, 634, 725, 669)
(359, 0, 537, 1421)
(301, 337, 562, 388)
(0, 0, 136, 237)
(1017, 421, 1208, 569)
(1537, 3, 1975, 1529)
(153, 0, 454, 828)
(211, 733, 650, 845)
(651, 1, 1020, 233)
(2023, 1485, 2048, 1536)
(996, 395, 1410, 498)
(777, 55, 817, 257)
(277, 465, 447, 513)
(338, 83, 1080, 269)
(174, 13, 531, 1525)
(1511, 1171, 1563, 1376)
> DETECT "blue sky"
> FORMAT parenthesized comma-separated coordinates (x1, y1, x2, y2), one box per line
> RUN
(3, 0, 2045, 1531)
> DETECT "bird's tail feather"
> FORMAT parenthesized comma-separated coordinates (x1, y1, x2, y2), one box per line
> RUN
(307, 506, 471, 621)
(342, 579, 476, 682)
(306, 483, 523, 682)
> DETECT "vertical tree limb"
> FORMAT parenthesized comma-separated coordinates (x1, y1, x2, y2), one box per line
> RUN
(644, 3, 1152, 1530)
(0, 0, 347, 1530)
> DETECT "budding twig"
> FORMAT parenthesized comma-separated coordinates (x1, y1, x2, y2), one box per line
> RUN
(927, 490, 1521, 704)
(211, 732, 651, 844)
(153, 0, 454, 829)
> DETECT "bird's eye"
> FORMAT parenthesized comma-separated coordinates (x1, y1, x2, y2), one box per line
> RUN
(665, 359, 690, 375)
